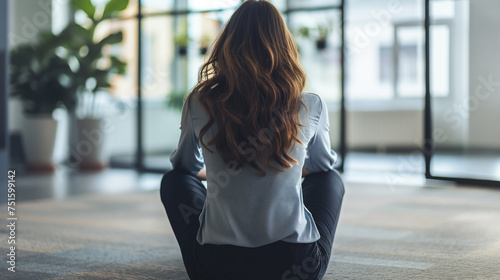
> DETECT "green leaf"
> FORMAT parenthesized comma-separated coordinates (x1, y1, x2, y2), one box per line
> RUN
(93, 70, 112, 90)
(109, 56, 127, 74)
(102, 0, 129, 18)
(73, 0, 96, 19)
(98, 31, 123, 46)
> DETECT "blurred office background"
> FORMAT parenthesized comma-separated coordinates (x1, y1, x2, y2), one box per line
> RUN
(3, 0, 500, 197)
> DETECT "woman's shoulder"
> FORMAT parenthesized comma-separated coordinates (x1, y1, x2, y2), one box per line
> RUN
(301, 92, 324, 112)
(185, 91, 203, 110)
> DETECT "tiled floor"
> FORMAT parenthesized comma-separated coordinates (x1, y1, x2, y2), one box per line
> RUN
(11, 152, 499, 203)
(12, 167, 163, 202)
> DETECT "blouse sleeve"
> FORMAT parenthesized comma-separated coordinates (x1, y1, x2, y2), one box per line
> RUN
(304, 97, 337, 173)
(170, 101, 205, 175)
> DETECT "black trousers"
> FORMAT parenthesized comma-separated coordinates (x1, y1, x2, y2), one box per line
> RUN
(160, 169, 344, 280)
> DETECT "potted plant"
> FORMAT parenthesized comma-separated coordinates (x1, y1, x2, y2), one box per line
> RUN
(10, 32, 77, 172)
(175, 33, 190, 56)
(61, 0, 128, 170)
(199, 34, 212, 55)
(316, 24, 330, 50)
(297, 22, 333, 51)
(174, 20, 190, 56)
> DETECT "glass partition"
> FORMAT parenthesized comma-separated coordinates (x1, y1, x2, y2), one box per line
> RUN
(187, 0, 241, 11)
(95, 17, 138, 167)
(289, 10, 342, 103)
(428, 0, 500, 184)
(141, 16, 178, 170)
(289, 0, 341, 9)
(141, 0, 174, 14)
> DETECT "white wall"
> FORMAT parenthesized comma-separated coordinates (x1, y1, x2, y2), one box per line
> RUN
(468, 0, 500, 149)
(330, 110, 423, 150)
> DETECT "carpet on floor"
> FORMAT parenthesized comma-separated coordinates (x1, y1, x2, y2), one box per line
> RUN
(1, 182, 500, 279)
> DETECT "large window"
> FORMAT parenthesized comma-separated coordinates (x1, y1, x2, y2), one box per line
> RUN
(90, 0, 345, 170)
(346, 0, 457, 101)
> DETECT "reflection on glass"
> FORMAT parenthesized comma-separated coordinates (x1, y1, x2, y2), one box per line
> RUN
(141, 0, 174, 13)
(345, 0, 396, 100)
(430, 25, 450, 97)
(188, 0, 241, 11)
(396, 26, 424, 98)
(289, 10, 341, 102)
(92, 17, 138, 166)
(268, 0, 287, 11)
(142, 16, 179, 170)
(142, 11, 231, 170)
(430, 0, 500, 182)
(141, 17, 175, 99)
(430, 0, 455, 19)
(289, 0, 340, 9)
(345, 0, 454, 100)
(94, 19, 138, 99)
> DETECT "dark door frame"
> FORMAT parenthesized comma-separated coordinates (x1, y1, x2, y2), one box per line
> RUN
(424, 0, 499, 187)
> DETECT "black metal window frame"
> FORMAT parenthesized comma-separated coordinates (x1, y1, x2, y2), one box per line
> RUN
(424, 0, 500, 187)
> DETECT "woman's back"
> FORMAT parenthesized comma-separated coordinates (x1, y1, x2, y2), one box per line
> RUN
(171, 92, 337, 247)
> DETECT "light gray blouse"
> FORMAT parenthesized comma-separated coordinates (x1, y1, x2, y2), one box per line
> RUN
(170, 92, 337, 247)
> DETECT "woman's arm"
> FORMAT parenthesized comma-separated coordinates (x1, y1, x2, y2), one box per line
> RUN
(304, 96, 337, 174)
(197, 167, 207, 180)
(302, 166, 311, 177)
(170, 99, 205, 176)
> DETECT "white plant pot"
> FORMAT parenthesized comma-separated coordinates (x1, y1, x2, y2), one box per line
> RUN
(21, 115, 59, 172)
(75, 118, 110, 170)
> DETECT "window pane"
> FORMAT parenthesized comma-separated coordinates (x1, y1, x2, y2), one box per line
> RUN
(141, 16, 175, 98)
(346, 6, 394, 100)
(430, 25, 450, 97)
(188, 0, 241, 11)
(431, 0, 455, 19)
(141, 16, 179, 169)
(430, 0, 500, 182)
(141, 0, 174, 14)
(93, 18, 138, 166)
(288, 9, 342, 168)
(289, 10, 342, 102)
(396, 26, 424, 98)
(289, 0, 340, 9)
(95, 19, 138, 99)
(141, 11, 230, 170)
(268, 0, 287, 11)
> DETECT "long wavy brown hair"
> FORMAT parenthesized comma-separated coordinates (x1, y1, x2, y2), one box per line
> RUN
(186, 0, 307, 175)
